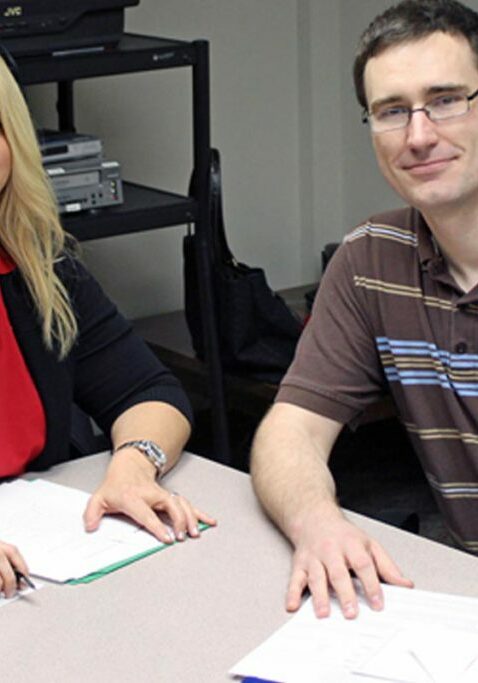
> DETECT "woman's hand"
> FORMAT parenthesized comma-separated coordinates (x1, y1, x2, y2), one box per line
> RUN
(0, 541, 30, 598)
(83, 448, 216, 543)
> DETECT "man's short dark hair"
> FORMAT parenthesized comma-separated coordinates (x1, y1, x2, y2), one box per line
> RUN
(354, 0, 478, 110)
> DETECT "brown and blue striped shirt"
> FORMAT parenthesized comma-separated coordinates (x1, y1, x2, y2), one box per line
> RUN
(277, 206, 478, 552)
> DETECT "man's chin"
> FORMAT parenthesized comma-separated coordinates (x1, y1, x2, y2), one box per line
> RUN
(394, 183, 462, 214)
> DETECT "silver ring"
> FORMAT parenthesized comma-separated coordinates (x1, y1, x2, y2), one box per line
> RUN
(170, 491, 180, 498)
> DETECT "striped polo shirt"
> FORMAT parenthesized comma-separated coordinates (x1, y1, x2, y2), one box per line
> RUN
(277, 206, 478, 553)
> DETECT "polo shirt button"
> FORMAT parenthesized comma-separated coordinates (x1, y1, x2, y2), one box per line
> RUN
(455, 342, 468, 354)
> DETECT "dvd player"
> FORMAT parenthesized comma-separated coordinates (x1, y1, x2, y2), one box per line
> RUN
(0, 1, 140, 56)
(46, 157, 124, 214)
(38, 129, 103, 165)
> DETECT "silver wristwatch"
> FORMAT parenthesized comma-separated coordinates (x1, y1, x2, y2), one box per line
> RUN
(114, 439, 168, 478)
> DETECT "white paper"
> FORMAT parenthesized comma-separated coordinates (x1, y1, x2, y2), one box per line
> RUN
(0, 582, 43, 608)
(229, 584, 478, 683)
(360, 626, 478, 682)
(0, 479, 166, 582)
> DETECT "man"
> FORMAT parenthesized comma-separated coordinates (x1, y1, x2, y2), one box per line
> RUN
(251, 0, 478, 620)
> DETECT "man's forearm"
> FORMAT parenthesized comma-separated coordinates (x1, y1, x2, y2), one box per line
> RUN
(250, 403, 343, 543)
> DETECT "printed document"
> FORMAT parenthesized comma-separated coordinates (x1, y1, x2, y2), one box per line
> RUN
(230, 583, 478, 682)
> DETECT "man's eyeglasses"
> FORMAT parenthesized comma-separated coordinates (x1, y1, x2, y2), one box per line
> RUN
(362, 88, 478, 133)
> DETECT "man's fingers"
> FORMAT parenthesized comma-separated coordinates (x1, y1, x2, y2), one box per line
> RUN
(284, 515, 411, 620)
(286, 562, 309, 612)
(307, 562, 330, 618)
(287, 559, 331, 618)
(333, 540, 412, 616)
(345, 541, 384, 612)
(370, 540, 414, 589)
(324, 559, 359, 619)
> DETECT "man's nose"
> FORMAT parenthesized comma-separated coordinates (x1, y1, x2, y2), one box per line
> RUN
(405, 109, 439, 149)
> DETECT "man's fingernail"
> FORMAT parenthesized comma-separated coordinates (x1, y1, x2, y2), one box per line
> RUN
(344, 603, 357, 618)
(370, 593, 383, 609)
(177, 531, 185, 541)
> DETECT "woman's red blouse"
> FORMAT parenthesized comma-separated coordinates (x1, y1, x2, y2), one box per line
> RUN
(0, 249, 46, 476)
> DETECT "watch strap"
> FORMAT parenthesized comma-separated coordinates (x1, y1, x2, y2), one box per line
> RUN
(114, 439, 167, 478)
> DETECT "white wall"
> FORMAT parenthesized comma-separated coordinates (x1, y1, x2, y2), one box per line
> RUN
(339, 0, 403, 230)
(27, 0, 478, 318)
(306, 1, 344, 255)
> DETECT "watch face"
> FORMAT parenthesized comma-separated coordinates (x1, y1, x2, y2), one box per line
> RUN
(144, 442, 167, 466)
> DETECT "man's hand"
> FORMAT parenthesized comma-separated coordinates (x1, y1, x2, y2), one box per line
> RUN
(0, 541, 30, 598)
(287, 506, 413, 619)
(83, 448, 216, 543)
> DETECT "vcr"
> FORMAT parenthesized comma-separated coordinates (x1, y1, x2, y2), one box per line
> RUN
(0, 1, 140, 56)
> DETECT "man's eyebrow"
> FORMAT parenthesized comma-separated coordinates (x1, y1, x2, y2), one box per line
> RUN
(426, 83, 468, 94)
(369, 84, 468, 111)
(369, 95, 406, 112)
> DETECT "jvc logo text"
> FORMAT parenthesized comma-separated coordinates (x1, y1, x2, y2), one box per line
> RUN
(3, 6, 23, 18)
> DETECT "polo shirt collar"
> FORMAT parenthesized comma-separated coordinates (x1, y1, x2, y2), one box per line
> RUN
(414, 208, 478, 301)
(414, 209, 466, 293)
(415, 209, 441, 270)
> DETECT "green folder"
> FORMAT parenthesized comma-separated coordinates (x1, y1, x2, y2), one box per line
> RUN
(68, 522, 210, 585)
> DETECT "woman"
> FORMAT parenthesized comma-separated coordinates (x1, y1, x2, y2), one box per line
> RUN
(0, 55, 215, 596)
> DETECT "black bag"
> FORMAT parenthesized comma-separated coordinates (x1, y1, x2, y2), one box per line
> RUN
(183, 148, 302, 383)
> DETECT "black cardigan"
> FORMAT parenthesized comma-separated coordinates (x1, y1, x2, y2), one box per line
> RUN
(1, 255, 193, 472)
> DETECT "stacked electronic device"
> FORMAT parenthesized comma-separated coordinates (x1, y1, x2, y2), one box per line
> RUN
(0, 1, 140, 57)
(39, 129, 124, 214)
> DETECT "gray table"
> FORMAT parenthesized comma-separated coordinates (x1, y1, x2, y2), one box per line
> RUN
(2, 452, 478, 682)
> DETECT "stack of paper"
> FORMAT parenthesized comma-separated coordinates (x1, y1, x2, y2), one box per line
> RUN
(230, 584, 478, 682)
(0, 479, 189, 583)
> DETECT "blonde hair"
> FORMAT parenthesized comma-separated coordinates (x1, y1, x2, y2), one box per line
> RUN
(0, 57, 78, 358)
